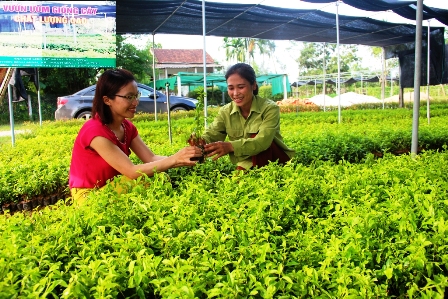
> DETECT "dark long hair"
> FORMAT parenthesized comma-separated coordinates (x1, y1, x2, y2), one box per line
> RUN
(92, 69, 135, 124)
(225, 63, 259, 95)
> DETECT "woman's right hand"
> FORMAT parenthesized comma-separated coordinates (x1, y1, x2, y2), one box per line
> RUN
(204, 141, 234, 160)
(171, 146, 203, 167)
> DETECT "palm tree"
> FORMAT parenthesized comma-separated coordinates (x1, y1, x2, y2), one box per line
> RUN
(251, 38, 276, 66)
(223, 37, 276, 64)
(223, 37, 246, 63)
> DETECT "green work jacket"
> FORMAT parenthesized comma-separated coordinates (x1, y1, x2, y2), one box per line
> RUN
(202, 96, 295, 169)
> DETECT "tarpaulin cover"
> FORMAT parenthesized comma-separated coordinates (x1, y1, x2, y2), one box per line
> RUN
(151, 73, 291, 96)
(117, 0, 446, 88)
(301, 0, 448, 26)
(298, 0, 448, 87)
(385, 28, 448, 87)
(116, 0, 444, 47)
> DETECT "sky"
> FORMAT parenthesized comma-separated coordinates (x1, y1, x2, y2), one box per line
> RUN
(128, 0, 448, 81)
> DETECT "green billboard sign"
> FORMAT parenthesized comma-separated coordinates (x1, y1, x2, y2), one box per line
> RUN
(0, 1, 116, 68)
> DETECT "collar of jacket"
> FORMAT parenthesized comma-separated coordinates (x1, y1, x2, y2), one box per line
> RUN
(229, 95, 262, 116)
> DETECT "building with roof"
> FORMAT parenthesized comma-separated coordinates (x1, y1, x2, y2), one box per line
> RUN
(152, 49, 223, 80)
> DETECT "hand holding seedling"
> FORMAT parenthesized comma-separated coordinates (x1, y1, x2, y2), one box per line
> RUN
(187, 132, 207, 163)
(204, 141, 234, 161)
(172, 145, 204, 167)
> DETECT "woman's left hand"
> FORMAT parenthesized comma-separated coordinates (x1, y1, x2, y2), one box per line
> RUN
(171, 146, 204, 167)
(204, 141, 233, 160)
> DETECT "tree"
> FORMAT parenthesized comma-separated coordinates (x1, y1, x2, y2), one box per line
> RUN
(223, 37, 247, 63)
(296, 42, 360, 76)
(223, 37, 276, 65)
(370, 46, 399, 73)
(39, 68, 99, 96)
(116, 34, 160, 83)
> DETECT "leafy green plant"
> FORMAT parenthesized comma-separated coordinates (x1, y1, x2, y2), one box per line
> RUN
(185, 87, 208, 162)
(2, 151, 448, 297)
(193, 86, 206, 137)
(3, 105, 448, 205)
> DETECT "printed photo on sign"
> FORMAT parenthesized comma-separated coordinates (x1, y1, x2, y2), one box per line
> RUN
(0, 1, 116, 68)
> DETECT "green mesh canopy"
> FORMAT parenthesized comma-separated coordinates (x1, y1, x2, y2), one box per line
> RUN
(150, 72, 291, 96)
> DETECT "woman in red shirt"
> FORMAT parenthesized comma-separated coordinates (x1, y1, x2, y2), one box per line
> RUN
(69, 69, 202, 204)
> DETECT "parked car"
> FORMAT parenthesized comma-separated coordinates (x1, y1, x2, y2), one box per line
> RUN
(55, 83, 198, 120)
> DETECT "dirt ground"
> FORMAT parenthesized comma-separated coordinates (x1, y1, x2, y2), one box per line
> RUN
(384, 91, 432, 102)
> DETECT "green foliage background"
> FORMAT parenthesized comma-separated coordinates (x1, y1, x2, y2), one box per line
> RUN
(1, 105, 448, 297)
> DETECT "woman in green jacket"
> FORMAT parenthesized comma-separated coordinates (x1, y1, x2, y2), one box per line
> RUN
(202, 63, 295, 170)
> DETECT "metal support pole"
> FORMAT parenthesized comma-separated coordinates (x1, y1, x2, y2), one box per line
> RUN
(360, 74, 363, 93)
(390, 69, 393, 98)
(165, 82, 172, 145)
(8, 84, 15, 146)
(211, 82, 214, 104)
(399, 66, 404, 107)
(177, 75, 182, 96)
(426, 19, 431, 124)
(411, 0, 423, 155)
(37, 69, 42, 126)
(202, 0, 208, 128)
(152, 34, 157, 121)
(336, 1, 341, 123)
(283, 75, 287, 100)
(28, 95, 33, 121)
(382, 47, 386, 109)
(322, 42, 326, 112)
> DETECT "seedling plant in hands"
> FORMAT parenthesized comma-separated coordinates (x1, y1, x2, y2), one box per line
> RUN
(188, 87, 207, 162)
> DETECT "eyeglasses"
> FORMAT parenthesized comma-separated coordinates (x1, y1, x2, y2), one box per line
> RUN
(114, 92, 141, 102)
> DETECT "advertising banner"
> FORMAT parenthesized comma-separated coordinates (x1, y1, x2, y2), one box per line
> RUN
(0, 1, 116, 68)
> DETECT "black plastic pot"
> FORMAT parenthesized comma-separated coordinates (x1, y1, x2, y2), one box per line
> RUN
(51, 195, 58, 205)
(22, 201, 32, 211)
(43, 197, 51, 206)
(2, 203, 17, 213)
(31, 198, 39, 209)
(16, 202, 24, 211)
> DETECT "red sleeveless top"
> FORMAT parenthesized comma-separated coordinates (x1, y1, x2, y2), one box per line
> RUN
(69, 116, 138, 188)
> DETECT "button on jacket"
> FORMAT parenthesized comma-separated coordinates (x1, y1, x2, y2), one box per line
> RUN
(202, 96, 295, 168)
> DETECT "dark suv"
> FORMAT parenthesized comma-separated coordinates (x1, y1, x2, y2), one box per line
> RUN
(55, 83, 197, 120)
